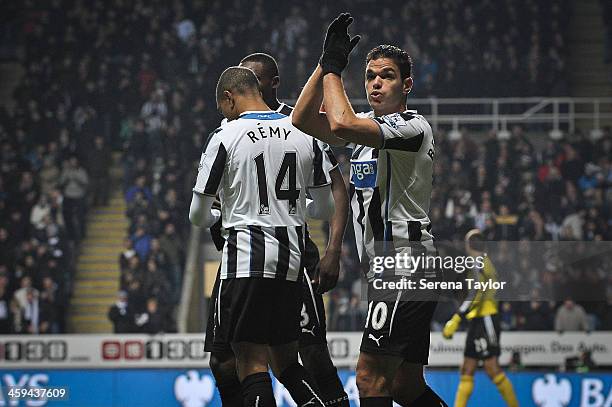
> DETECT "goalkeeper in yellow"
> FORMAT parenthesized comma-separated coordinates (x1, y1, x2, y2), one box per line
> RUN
(442, 229, 518, 407)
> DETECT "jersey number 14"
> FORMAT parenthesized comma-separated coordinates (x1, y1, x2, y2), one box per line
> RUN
(254, 152, 300, 215)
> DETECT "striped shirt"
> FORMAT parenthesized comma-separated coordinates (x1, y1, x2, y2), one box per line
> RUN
(194, 110, 337, 281)
(349, 110, 436, 280)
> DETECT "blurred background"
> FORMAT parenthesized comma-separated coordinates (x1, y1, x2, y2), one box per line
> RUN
(0, 0, 611, 406)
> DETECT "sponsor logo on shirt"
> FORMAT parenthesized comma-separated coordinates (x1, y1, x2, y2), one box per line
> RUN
(351, 160, 377, 188)
(382, 113, 407, 129)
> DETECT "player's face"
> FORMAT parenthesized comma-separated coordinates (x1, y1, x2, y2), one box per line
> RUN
(365, 58, 411, 115)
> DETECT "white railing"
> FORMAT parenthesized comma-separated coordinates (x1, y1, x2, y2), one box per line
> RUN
(288, 97, 612, 136)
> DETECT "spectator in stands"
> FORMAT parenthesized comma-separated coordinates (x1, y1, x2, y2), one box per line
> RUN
(140, 89, 167, 159)
(555, 299, 590, 332)
(14, 288, 40, 334)
(30, 194, 51, 232)
(125, 175, 153, 203)
(86, 136, 112, 206)
(137, 297, 164, 334)
(39, 276, 60, 334)
(108, 291, 135, 334)
(523, 301, 555, 330)
(159, 222, 184, 297)
(131, 226, 152, 261)
(119, 237, 137, 272)
(39, 157, 60, 196)
(59, 155, 89, 241)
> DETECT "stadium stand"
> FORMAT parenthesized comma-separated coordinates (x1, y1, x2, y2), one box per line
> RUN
(0, 0, 609, 336)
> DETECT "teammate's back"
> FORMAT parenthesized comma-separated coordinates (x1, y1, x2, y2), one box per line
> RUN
(197, 112, 332, 229)
(190, 66, 332, 407)
(191, 68, 335, 282)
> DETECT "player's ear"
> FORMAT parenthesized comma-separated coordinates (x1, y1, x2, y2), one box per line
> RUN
(403, 77, 413, 96)
(271, 75, 280, 89)
(223, 90, 234, 108)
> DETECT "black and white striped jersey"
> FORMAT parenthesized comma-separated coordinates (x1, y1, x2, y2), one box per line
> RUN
(349, 110, 435, 280)
(194, 110, 337, 281)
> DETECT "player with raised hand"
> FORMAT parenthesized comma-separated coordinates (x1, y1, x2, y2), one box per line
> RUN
(204, 53, 350, 407)
(190, 66, 336, 407)
(442, 229, 519, 407)
(293, 13, 448, 407)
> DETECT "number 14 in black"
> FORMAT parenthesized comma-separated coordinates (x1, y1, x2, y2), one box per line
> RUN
(254, 152, 300, 215)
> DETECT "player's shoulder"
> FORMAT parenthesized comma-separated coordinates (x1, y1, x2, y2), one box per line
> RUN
(378, 110, 430, 127)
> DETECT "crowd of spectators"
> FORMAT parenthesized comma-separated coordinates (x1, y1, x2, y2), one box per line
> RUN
(1, 0, 607, 335)
(0, 106, 103, 333)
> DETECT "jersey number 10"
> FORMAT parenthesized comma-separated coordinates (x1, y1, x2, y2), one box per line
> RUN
(254, 152, 300, 215)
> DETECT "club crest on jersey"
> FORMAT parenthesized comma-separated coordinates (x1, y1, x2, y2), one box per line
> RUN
(382, 113, 407, 129)
(351, 159, 377, 188)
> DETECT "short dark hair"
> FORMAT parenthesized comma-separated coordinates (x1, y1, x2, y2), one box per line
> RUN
(216, 66, 261, 102)
(366, 45, 412, 80)
(240, 53, 279, 79)
(467, 231, 486, 253)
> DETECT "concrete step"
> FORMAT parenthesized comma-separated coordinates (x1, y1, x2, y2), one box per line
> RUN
(78, 258, 120, 266)
(77, 261, 119, 270)
(72, 286, 118, 297)
(73, 279, 119, 290)
(68, 321, 112, 333)
(70, 314, 109, 322)
(73, 270, 117, 279)
(79, 253, 122, 262)
(80, 236, 125, 245)
(91, 209, 126, 217)
(80, 245, 124, 254)
(70, 304, 110, 314)
(71, 297, 114, 306)
(88, 221, 129, 229)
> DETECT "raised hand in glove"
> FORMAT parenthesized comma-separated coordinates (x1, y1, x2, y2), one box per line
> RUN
(320, 13, 361, 76)
(442, 314, 462, 339)
(322, 13, 352, 52)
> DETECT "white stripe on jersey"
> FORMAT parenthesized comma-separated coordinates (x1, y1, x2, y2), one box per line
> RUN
(234, 228, 251, 278)
(287, 226, 303, 281)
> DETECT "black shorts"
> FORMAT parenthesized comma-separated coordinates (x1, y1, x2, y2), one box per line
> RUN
(213, 276, 302, 346)
(464, 314, 501, 359)
(360, 298, 437, 364)
(299, 273, 328, 347)
(204, 269, 231, 353)
(205, 235, 328, 352)
(299, 236, 328, 347)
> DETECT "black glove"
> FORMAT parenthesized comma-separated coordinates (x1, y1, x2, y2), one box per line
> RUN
(320, 32, 361, 76)
(322, 13, 352, 52)
(320, 14, 361, 76)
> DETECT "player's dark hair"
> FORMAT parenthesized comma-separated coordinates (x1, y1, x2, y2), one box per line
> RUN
(366, 45, 412, 80)
(216, 66, 261, 101)
(467, 231, 486, 253)
(240, 53, 279, 79)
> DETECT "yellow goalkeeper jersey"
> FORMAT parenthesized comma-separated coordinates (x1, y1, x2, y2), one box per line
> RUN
(465, 256, 499, 319)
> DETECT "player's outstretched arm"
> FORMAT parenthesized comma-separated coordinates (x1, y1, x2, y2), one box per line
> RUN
(292, 66, 346, 147)
(317, 167, 349, 293)
(323, 74, 383, 148)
